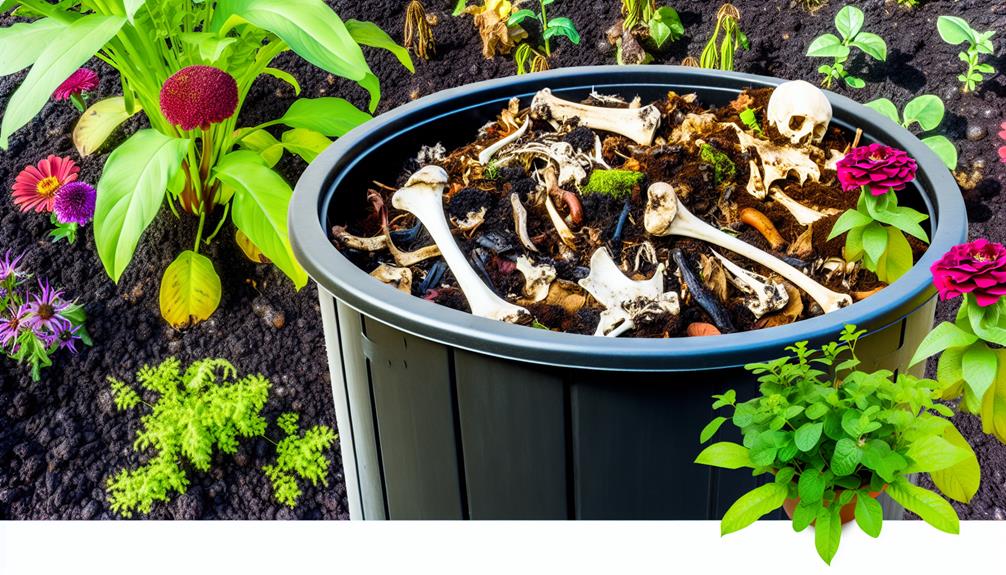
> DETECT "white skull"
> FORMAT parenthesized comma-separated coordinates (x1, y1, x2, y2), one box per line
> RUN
(766, 80, 833, 146)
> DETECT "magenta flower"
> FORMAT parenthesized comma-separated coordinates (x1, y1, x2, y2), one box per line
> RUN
(160, 65, 238, 131)
(23, 280, 72, 334)
(932, 239, 1006, 307)
(0, 304, 28, 351)
(0, 251, 24, 283)
(53, 68, 99, 101)
(53, 181, 96, 225)
(836, 143, 918, 196)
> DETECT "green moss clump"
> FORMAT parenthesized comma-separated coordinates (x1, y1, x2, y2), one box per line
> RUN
(582, 169, 645, 199)
(700, 144, 736, 185)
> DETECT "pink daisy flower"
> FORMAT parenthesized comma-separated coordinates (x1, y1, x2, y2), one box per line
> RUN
(11, 155, 79, 213)
(53, 68, 99, 102)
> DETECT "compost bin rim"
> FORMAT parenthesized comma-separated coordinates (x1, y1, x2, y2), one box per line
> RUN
(290, 66, 966, 372)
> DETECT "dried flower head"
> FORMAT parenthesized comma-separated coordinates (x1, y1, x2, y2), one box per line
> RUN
(53, 181, 97, 225)
(53, 68, 99, 101)
(836, 143, 917, 196)
(932, 239, 1006, 307)
(160, 66, 239, 131)
(11, 155, 79, 213)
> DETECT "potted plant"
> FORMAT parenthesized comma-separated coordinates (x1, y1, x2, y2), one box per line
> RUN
(696, 325, 979, 564)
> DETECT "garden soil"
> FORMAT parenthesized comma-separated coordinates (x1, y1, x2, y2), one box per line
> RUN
(1, 0, 1005, 519)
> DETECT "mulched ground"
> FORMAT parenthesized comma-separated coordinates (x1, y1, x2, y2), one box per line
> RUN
(1, 0, 1005, 520)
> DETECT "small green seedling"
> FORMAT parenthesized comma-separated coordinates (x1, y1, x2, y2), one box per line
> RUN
(937, 16, 995, 93)
(622, 1, 684, 49)
(699, 4, 748, 71)
(508, 0, 580, 57)
(807, 5, 887, 89)
(865, 95, 958, 170)
(738, 107, 764, 137)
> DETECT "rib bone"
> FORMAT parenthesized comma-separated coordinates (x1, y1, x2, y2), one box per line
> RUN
(515, 256, 556, 303)
(644, 182, 852, 313)
(510, 193, 539, 253)
(531, 88, 661, 146)
(479, 117, 530, 165)
(392, 166, 530, 323)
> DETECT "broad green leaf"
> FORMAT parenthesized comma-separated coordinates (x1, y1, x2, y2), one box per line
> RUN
(794, 422, 823, 452)
(507, 8, 538, 26)
(0, 17, 67, 76)
(903, 95, 945, 131)
(876, 227, 913, 283)
(95, 129, 192, 282)
(699, 416, 727, 443)
(774, 467, 796, 485)
(887, 477, 959, 534)
(904, 435, 971, 473)
(844, 75, 866, 89)
(267, 97, 371, 137)
(937, 15, 976, 46)
(213, 151, 308, 289)
(721, 482, 788, 536)
(0, 14, 126, 149)
(694, 441, 752, 469)
(544, 17, 580, 45)
(792, 500, 817, 532)
(262, 67, 301, 95)
(831, 437, 862, 476)
(981, 353, 1006, 442)
(123, 0, 147, 22)
(851, 32, 887, 61)
(797, 469, 826, 503)
(834, 5, 864, 41)
(806, 403, 829, 420)
(159, 250, 221, 328)
(237, 128, 284, 168)
(909, 322, 978, 367)
(807, 34, 849, 59)
(73, 97, 142, 156)
(921, 135, 958, 170)
(864, 98, 899, 124)
(282, 128, 331, 164)
(814, 505, 842, 565)
(345, 19, 414, 73)
(179, 32, 237, 65)
(854, 493, 882, 537)
(861, 222, 889, 266)
(211, 0, 380, 111)
(937, 347, 965, 397)
(962, 342, 997, 402)
(828, 209, 872, 241)
(930, 425, 980, 504)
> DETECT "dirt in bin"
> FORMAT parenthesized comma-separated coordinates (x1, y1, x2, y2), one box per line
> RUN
(3, 0, 1006, 520)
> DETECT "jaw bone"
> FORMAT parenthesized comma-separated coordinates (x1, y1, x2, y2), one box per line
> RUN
(531, 88, 662, 146)
(392, 165, 530, 323)
(578, 247, 680, 337)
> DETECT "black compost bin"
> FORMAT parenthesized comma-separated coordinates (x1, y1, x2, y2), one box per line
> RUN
(289, 67, 966, 520)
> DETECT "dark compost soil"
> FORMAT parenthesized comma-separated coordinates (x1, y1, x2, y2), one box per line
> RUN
(2, 0, 1006, 520)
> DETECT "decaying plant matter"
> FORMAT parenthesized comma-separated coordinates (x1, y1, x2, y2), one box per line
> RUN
(404, 0, 437, 60)
(332, 81, 926, 338)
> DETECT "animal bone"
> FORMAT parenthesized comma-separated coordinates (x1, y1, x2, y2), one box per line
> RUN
(771, 188, 840, 226)
(451, 206, 487, 233)
(542, 167, 578, 249)
(767, 80, 833, 146)
(479, 117, 530, 165)
(499, 140, 588, 187)
(826, 149, 845, 171)
(746, 159, 767, 200)
(755, 283, 804, 329)
(670, 113, 719, 145)
(578, 247, 679, 337)
(371, 264, 413, 293)
(510, 193, 539, 253)
(711, 250, 789, 319)
(734, 128, 821, 191)
(332, 226, 387, 252)
(643, 182, 852, 313)
(392, 165, 530, 323)
(384, 235, 443, 267)
(531, 88, 661, 146)
(515, 256, 556, 303)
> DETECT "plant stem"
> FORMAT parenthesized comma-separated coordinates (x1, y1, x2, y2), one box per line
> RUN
(193, 211, 206, 253)
(540, 0, 550, 56)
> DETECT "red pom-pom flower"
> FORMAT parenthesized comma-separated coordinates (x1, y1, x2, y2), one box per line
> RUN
(160, 66, 239, 131)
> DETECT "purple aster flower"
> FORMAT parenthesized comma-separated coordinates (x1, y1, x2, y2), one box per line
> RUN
(0, 304, 28, 351)
(51, 324, 83, 353)
(53, 181, 96, 225)
(0, 250, 24, 282)
(23, 280, 72, 334)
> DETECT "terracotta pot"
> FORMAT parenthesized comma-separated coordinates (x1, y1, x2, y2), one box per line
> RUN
(783, 488, 884, 525)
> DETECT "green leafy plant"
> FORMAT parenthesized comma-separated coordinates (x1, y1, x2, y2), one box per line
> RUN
(696, 326, 979, 565)
(508, 0, 580, 74)
(738, 106, 764, 137)
(0, 0, 412, 328)
(865, 95, 958, 170)
(806, 5, 887, 89)
(106, 357, 337, 517)
(699, 4, 748, 71)
(937, 15, 995, 93)
(621, 0, 683, 49)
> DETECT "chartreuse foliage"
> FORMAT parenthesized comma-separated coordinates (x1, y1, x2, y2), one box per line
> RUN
(828, 190, 928, 284)
(0, 0, 411, 327)
(696, 326, 978, 565)
(865, 95, 958, 170)
(107, 358, 337, 517)
(806, 5, 887, 89)
(937, 15, 995, 93)
(699, 4, 748, 71)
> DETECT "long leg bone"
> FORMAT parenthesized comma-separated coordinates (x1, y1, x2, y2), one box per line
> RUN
(644, 182, 852, 313)
(392, 166, 530, 323)
(531, 88, 662, 146)
(578, 247, 679, 337)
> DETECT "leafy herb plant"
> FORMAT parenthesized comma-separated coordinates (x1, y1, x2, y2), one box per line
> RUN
(806, 5, 887, 89)
(865, 95, 958, 170)
(0, 0, 412, 328)
(107, 357, 337, 516)
(937, 15, 995, 93)
(699, 4, 748, 71)
(508, 0, 580, 74)
(696, 326, 979, 565)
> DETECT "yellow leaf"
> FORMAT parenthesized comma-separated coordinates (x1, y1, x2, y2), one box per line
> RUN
(235, 229, 269, 264)
(159, 250, 221, 328)
(73, 96, 142, 156)
(980, 350, 1006, 442)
